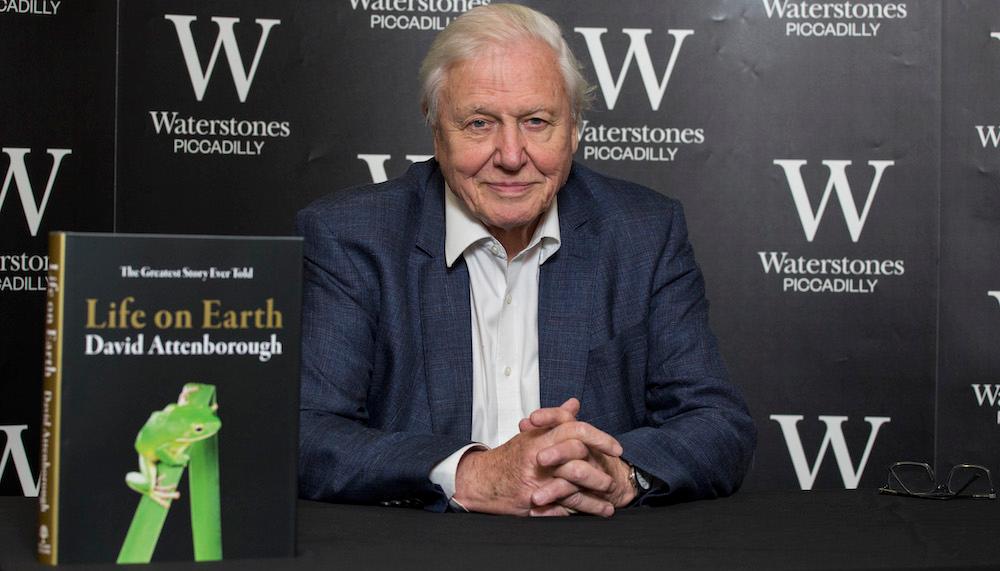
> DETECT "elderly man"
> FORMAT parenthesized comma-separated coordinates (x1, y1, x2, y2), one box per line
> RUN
(298, 3, 755, 517)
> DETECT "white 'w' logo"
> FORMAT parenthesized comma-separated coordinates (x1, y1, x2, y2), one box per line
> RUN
(574, 27, 693, 111)
(1, 148, 71, 237)
(770, 414, 891, 490)
(164, 15, 280, 103)
(774, 159, 894, 242)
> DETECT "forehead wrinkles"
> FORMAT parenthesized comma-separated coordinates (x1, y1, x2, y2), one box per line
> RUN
(442, 46, 568, 119)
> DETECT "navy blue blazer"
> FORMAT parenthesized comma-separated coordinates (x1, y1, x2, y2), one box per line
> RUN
(297, 160, 755, 511)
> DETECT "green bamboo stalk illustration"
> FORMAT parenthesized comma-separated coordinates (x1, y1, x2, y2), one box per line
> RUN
(118, 383, 222, 564)
(187, 387, 222, 561)
(117, 464, 184, 564)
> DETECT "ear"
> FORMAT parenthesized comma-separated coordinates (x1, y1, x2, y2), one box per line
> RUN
(421, 100, 431, 124)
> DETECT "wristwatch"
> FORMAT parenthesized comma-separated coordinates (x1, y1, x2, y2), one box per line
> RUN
(627, 461, 652, 494)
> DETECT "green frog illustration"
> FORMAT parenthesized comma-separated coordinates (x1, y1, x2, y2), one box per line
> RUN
(125, 389, 221, 508)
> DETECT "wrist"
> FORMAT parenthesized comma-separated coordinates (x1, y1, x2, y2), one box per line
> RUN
(614, 457, 638, 507)
(453, 449, 500, 513)
(619, 459, 658, 507)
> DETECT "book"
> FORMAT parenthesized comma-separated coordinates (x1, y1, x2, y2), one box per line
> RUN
(37, 232, 302, 564)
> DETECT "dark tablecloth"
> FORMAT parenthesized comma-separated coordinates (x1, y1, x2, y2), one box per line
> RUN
(3, 489, 998, 570)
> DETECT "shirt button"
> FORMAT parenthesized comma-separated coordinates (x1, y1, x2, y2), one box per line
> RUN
(504, 366, 512, 377)
(490, 244, 500, 256)
(504, 294, 512, 305)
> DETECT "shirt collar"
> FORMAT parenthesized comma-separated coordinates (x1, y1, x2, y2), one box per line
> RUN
(444, 185, 561, 268)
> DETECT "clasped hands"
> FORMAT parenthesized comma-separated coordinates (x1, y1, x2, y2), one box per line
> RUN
(452, 398, 636, 517)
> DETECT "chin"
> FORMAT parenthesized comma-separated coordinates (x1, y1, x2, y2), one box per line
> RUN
(483, 212, 538, 231)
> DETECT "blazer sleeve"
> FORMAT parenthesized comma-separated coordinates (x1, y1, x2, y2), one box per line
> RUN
(616, 201, 756, 503)
(296, 203, 470, 512)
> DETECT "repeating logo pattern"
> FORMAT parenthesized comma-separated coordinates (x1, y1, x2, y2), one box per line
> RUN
(0, 0, 971, 498)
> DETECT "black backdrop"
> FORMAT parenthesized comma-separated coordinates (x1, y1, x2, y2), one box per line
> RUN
(2, 0, 997, 495)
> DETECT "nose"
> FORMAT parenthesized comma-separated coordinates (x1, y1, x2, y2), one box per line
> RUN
(493, 122, 527, 171)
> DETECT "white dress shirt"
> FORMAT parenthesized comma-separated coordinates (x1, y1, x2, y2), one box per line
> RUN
(428, 186, 561, 500)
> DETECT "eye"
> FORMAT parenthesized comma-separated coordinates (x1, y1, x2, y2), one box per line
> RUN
(466, 118, 491, 130)
(193, 424, 204, 433)
(524, 117, 550, 131)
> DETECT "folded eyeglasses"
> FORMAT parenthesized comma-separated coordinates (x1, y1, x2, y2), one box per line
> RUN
(878, 461, 996, 500)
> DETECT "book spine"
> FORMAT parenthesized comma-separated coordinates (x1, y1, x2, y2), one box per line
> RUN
(37, 232, 66, 565)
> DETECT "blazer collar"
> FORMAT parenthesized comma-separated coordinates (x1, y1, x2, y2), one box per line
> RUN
(414, 161, 446, 259)
(414, 160, 595, 260)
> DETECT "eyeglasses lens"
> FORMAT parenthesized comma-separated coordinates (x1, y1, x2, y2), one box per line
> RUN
(892, 463, 936, 494)
(948, 466, 992, 497)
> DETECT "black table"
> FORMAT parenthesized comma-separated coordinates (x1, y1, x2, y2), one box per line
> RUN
(2, 490, 998, 570)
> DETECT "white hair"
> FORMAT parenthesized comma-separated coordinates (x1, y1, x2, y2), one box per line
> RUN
(418, 3, 592, 126)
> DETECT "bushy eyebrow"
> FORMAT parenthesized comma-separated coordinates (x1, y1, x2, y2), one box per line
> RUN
(455, 105, 555, 119)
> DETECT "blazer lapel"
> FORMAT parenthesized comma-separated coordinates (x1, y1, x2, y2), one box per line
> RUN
(415, 166, 474, 438)
(538, 170, 598, 409)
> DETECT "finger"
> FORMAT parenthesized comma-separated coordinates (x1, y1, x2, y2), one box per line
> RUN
(550, 421, 623, 457)
(531, 477, 613, 517)
(560, 397, 581, 414)
(526, 398, 580, 429)
(529, 504, 573, 517)
(552, 459, 615, 495)
(536, 438, 589, 467)
(531, 476, 582, 507)
(558, 490, 614, 518)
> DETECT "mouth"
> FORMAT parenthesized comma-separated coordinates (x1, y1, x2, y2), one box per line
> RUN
(177, 432, 217, 442)
(483, 181, 538, 196)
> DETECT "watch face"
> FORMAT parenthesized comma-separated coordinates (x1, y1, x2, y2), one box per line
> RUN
(635, 468, 652, 491)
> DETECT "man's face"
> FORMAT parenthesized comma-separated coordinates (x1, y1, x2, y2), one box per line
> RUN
(433, 40, 578, 235)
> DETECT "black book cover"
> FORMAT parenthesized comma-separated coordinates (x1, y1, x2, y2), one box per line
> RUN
(38, 232, 301, 564)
